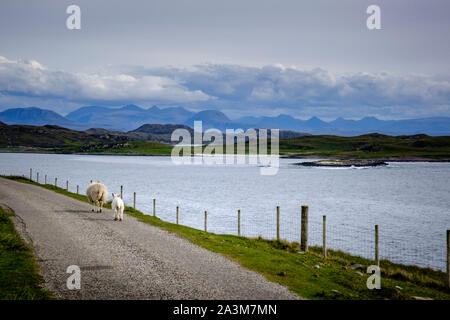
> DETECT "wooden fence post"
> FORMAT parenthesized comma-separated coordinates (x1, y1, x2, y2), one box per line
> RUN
(36, 172, 39, 184)
(238, 209, 241, 236)
(301, 205, 309, 252)
(375, 225, 379, 266)
(55, 177, 57, 187)
(77, 185, 79, 194)
(276, 206, 280, 241)
(447, 230, 449, 288)
(66, 180, 69, 191)
(30, 168, 32, 180)
(133, 192, 136, 209)
(45, 175, 47, 184)
(176, 206, 179, 224)
(204, 211, 207, 232)
(120, 185, 123, 199)
(153, 199, 156, 217)
(323, 215, 327, 259)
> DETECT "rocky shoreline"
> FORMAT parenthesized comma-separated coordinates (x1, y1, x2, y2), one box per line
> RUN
(296, 159, 388, 167)
(283, 155, 450, 162)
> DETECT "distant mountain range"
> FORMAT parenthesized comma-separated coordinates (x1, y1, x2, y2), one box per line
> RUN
(0, 107, 85, 130)
(65, 105, 193, 130)
(1, 105, 450, 136)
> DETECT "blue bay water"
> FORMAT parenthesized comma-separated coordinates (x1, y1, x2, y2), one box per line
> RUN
(1, 153, 449, 270)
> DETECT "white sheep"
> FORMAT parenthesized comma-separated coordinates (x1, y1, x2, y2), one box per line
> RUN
(86, 182, 108, 213)
(111, 193, 124, 221)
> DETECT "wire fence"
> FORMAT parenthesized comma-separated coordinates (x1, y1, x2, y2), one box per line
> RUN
(4, 169, 449, 272)
(133, 190, 448, 272)
(164, 206, 448, 271)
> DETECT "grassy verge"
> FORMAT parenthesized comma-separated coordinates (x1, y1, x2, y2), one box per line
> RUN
(2, 175, 450, 300)
(0, 204, 53, 299)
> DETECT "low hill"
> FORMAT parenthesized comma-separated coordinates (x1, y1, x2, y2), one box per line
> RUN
(1, 122, 449, 159)
(278, 133, 450, 159)
(85, 124, 195, 144)
(129, 124, 194, 143)
(0, 122, 129, 148)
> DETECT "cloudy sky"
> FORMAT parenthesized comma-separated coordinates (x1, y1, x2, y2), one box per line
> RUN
(0, 0, 449, 120)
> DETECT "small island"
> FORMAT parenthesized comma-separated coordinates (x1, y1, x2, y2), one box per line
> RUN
(296, 159, 388, 167)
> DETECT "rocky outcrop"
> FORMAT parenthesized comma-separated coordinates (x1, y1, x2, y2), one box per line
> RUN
(296, 159, 388, 167)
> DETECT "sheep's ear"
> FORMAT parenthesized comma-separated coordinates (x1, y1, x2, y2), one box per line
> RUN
(112, 193, 115, 197)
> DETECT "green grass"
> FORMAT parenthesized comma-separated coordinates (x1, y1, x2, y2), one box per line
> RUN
(90, 133, 450, 160)
(0, 141, 173, 155)
(49, 140, 173, 155)
(277, 134, 450, 159)
(2, 175, 450, 300)
(83, 141, 173, 155)
(119, 218, 450, 300)
(0, 205, 53, 300)
(4, 133, 450, 160)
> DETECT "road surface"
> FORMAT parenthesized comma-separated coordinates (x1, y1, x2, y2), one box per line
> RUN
(0, 177, 299, 300)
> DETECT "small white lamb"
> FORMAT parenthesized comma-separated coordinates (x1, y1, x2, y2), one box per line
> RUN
(111, 193, 124, 221)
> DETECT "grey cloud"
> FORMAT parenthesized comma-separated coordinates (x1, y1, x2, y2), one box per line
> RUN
(0, 56, 211, 107)
(130, 64, 450, 118)
(1, 56, 450, 119)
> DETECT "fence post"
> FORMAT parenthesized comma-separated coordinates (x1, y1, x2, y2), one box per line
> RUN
(36, 172, 39, 184)
(375, 225, 379, 266)
(238, 209, 241, 236)
(55, 177, 57, 187)
(30, 168, 32, 180)
(45, 175, 47, 184)
(90, 180, 92, 184)
(176, 206, 179, 224)
(77, 185, 79, 194)
(66, 180, 69, 191)
(276, 206, 280, 241)
(301, 205, 309, 252)
(204, 211, 207, 232)
(120, 185, 123, 199)
(323, 215, 327, 259)
(133, 192, 136, 209)
(153, 199, 156, 217)
(447, 230, 450, 288)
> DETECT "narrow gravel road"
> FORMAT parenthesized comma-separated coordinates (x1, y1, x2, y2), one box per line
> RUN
(0, 177, 300, 300)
